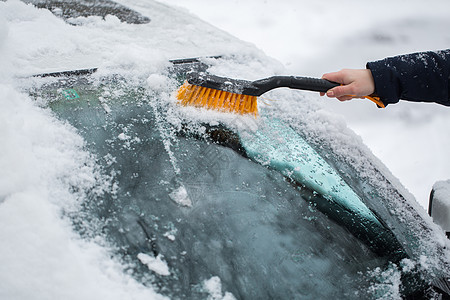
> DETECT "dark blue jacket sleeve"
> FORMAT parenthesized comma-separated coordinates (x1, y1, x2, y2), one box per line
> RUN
(366, 49, 450, 106)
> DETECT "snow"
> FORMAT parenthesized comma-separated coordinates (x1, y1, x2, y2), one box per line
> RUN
(0, 84, 166, 300)
(137, 253, 170, 276)
(368, 265, 402, 300)
(118, 132, 129, 140)
(202, 276, 236, 300)
(147, 73, 168, 91)
(1, 0, 450, 298)
(169, 184, 192, 207)
(164, 232, 176, 241)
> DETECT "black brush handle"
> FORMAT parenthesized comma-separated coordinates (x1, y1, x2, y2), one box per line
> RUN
(289, 76, 340, 93)
(252, 76, 340, 95)
(271, 76, 385, 107)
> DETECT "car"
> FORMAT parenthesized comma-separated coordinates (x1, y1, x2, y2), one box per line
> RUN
(7, 0, 450, 299)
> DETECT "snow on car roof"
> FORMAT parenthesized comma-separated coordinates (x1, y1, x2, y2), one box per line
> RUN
(21, 0, 151, 24)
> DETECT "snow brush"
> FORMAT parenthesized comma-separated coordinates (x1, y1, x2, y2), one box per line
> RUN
(176, 72, 385, 115)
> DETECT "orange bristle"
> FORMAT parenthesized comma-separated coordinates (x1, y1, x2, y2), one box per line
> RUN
(176, 81, 258, 116)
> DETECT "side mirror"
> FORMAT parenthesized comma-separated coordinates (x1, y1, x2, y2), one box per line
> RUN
(429, 180, 450, 238)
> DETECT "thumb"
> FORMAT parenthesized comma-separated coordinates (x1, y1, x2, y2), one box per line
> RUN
(326, 84, 355, 98)
(322, 71, 345, 84)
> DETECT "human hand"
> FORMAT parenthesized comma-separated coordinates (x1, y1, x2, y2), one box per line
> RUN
(320, 69, 375, 101)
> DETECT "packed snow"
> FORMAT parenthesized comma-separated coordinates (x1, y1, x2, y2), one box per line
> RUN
(168, 184, 192, 207)
(137, 253, 171, 276)
(1, 0, 450, 299)
(202, 276, 236, 300)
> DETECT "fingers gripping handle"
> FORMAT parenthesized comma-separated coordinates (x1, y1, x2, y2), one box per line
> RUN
(289, 76, 385, 108)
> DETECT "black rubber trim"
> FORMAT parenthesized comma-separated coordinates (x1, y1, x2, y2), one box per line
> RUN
(32, 68, 98, 78)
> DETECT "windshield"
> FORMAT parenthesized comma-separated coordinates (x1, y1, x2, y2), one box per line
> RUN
(27, 71, 421, 299)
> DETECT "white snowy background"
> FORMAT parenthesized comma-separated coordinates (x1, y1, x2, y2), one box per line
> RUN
(161, 0, 450, 209)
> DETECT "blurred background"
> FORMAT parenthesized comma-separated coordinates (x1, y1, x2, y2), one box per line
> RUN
(160, 0, 450, 209)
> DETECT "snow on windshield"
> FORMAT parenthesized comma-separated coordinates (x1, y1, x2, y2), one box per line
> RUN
(0, 1, 280, 299)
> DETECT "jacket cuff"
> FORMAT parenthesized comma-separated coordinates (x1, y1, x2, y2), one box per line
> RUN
(366, 60, 400, 106)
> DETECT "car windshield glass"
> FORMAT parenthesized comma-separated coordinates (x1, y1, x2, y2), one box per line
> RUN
(27, 73, 416, 299)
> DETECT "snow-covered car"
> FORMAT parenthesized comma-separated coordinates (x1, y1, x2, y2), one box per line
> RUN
(2, 0, 450, 299)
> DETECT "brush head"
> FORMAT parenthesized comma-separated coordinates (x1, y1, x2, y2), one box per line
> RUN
(185, 72, 261, 96)
(176, 73, 259, 116)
